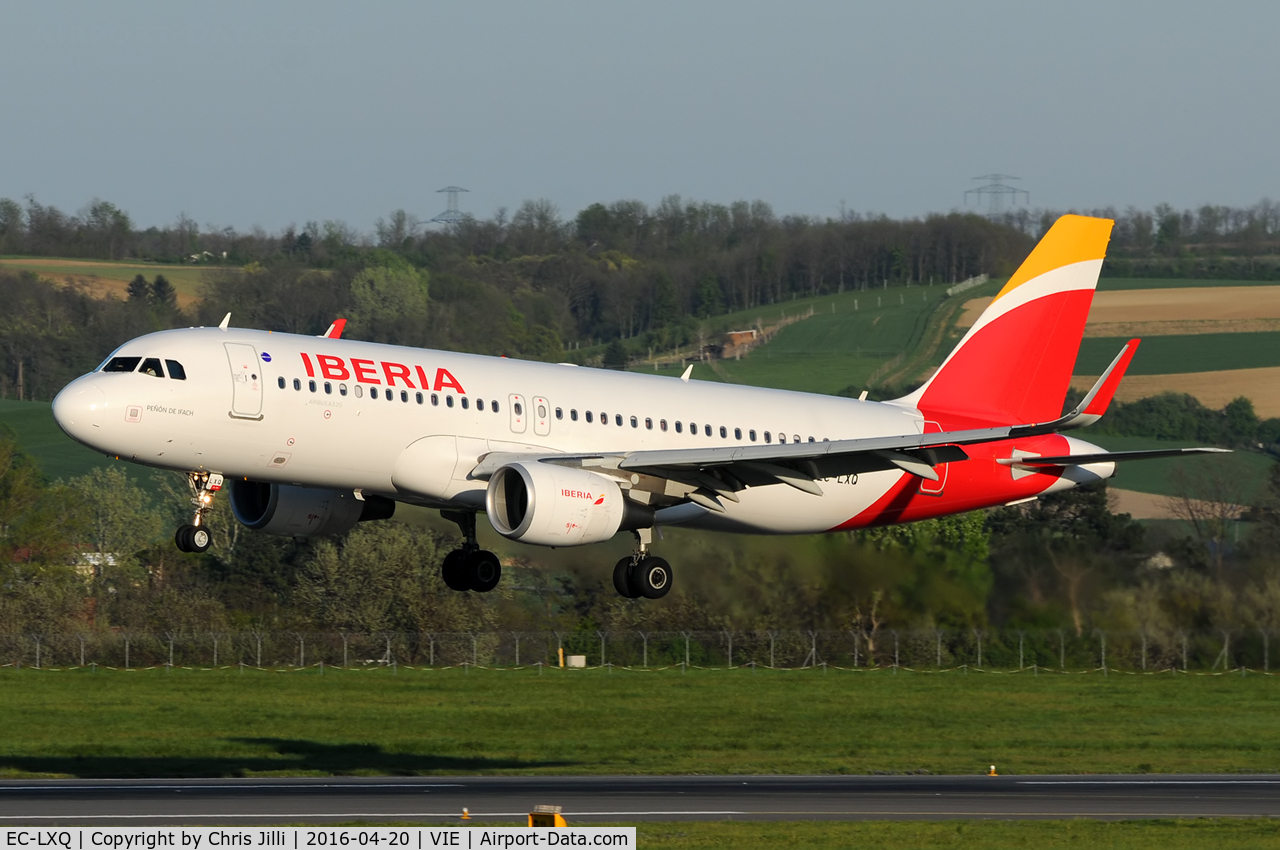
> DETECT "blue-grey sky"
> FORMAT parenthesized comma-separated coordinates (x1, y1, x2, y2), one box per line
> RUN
(3, 1, 1276, 231)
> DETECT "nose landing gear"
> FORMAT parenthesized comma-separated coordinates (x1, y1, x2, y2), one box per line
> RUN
(441, 510, 502, 593)
(175, 472, 223, 554)
(613, 528, 672, 600)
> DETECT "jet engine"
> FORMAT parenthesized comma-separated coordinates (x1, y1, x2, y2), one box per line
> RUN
(486, 462, 650, 547)
(229, 479, 395, 537)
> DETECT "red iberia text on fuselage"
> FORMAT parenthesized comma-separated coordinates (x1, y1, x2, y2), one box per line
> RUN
(300, 353, 465, 393)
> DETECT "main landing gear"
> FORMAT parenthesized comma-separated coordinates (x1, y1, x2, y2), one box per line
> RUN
(175, 472, 223, 554)
(613, 528, 673, 600)
(440, 510, 501, 593)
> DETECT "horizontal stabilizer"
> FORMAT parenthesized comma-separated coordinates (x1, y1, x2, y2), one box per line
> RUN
(998, 447, 1230, 467)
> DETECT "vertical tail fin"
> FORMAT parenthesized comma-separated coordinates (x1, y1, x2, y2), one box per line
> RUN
(896, 214, 1114, 427)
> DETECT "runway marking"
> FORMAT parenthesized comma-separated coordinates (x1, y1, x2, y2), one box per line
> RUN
(1019, 780, 1280, 786)
(0, 784, 465, 792)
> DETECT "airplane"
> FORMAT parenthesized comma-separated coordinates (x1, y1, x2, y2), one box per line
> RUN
(51, 215, 1224, 599)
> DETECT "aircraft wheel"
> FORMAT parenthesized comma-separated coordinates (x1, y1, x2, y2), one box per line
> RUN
(634, 556, 673, 600)
(613, 557, 641, 598)
(189, 526, 212, 553)
(175, 525, 194, 552)
(467, 550, 502, 593)
(441, 549, 470, 592)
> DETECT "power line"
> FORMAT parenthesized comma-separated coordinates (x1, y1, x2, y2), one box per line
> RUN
(964, 174, 1028, 217)
(431, 186, 469, 225)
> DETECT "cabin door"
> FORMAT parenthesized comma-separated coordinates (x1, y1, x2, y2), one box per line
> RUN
(224, 343, 264, 420)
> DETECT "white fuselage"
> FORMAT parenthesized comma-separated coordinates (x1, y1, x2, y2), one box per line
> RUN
(52, 327, 1111, 538)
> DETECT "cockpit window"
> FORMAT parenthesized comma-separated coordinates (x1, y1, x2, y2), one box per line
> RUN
(139, 358, 165, 378)
(102, 356, 141, 373)
(165, 360, 187, 380)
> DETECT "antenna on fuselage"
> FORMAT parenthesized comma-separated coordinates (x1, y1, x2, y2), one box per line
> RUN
(218, 313, 231, 330)
(680, 364, 693, 383)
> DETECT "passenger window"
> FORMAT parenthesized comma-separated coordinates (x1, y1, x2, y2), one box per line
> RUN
(461, 396, 469, 409)
(719, 426, 727, 438)
(675, 421, 683, 433)
(477, 399, 485, 411)
(324, 382, 332, 394)
(690, 422, 697, 434)
(371, 387, 380, 399)
(794, 434, 801, 443)
(705, 424, 712, 437)
(808, 436, 815, 443)
(447, 395, 454, 408)
(386, 390, 394, 402)
(585, 411, 593, 423)
(571, 409, 579, 421)
(431, 393, 439, 406)
(764, 431, 771, 443)
(749, 430, 757, 441)
(660, 419, 667, 432)
(616, 414, 623, 427)
(514, 402, 522, 415)
(293, 378, 302, 391)
(556, 408, 563, 420)
(645, 417, 652, 430)
(734, 428, 741, 440)
(339, 383, 348, 396)
(778, 434, 786, 444)
(165, 360, 187, 380)
(630, 416, 638, 428)
(102, 356, 141, 373)
(355, 385, 364, 398)
(601, 412, 608, 425)
(491, 400, 499, 413)
(416, 392, 423, 404)
(139, 358, 164, 378)
(537, 402, 546, 418)
(401, 390, 409, 402)
(308, 380, 316, 392)
(277, 377, 286, 389)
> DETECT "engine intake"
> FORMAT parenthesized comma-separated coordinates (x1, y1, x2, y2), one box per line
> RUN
(486, 462, 649, 547)
(230, 480, 395, 537)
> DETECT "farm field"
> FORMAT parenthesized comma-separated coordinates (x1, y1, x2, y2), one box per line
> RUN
(1073, 332, 1280, 376)
(1, 668, 1278, 778)
(634, 820, 1277, 850)
(0, 399, 122, 482)
(1088, 435, 1271, 502)
(647, 282, 990, 394)
(1072, 367, 1280, 420)
(1096, 277, 1280, 291)
(0, 256, 207, 306)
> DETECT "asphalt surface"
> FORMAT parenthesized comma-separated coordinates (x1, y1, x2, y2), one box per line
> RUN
(1, 775, 1278, 823)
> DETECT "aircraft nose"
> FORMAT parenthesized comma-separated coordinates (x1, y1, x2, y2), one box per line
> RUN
(52, 379, 106, 442)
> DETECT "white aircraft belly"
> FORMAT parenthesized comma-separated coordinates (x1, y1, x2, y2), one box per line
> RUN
(682, 470, 902, 534)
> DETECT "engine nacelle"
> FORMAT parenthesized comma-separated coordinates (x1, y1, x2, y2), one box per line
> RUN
(229, 480, 395, 537)
(486, 462, 648, 547)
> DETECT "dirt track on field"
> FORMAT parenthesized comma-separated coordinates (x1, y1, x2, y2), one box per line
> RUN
(1071, 366, 1280, 417)
(1109, 489, 1179, 520)
(959, 286, 1280, 337)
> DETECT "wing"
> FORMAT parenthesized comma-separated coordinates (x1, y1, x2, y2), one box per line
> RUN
(468, 343, 1226, 513)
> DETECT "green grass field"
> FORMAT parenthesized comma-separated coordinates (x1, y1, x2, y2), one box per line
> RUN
(1, 668, 1278, 779)
(1075, 332, 1280, 376)
(0, 256, 209, 299)
(1091, 435, 1273, 501)
(0, 399, 118, 481)
(643, 282, 979, 395)
(631, 820, 1280, 849)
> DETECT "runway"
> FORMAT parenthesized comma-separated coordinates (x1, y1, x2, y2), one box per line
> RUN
(1, 775, 1278, 823)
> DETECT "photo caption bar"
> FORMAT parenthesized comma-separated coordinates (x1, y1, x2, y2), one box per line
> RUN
(2, 828, 635, 850)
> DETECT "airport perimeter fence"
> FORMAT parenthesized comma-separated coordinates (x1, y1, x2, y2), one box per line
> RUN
(0, 628, 1277, 674)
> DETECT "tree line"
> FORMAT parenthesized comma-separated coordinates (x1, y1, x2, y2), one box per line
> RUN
(2, 429, 1278, 669)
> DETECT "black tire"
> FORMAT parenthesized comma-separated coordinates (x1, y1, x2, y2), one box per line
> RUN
(442, 549, 470, 591)
(634, 556, 673, 599)
(613, 557, 641, 598)
(189, 526, 212, 553)
(174, 525, 194, 552)
(468, 550, 502, 593)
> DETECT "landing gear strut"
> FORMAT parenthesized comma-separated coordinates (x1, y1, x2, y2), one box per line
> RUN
(613, 528, 672, 600)
(441, 510, 502, 593)
(175, 472, 223, 554)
